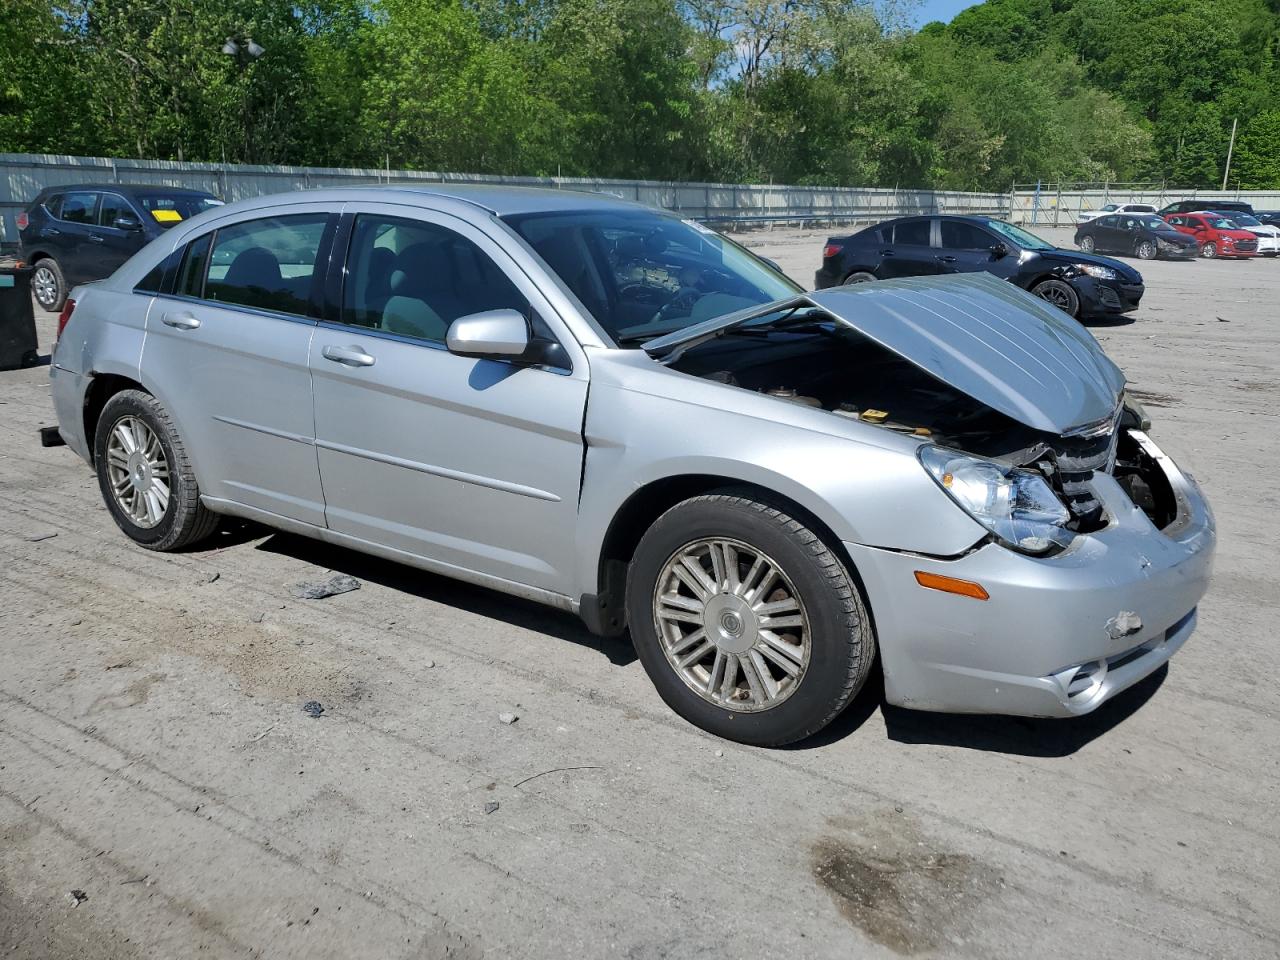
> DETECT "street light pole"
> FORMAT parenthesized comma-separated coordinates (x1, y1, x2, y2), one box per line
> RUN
(221, 36, 265, 164)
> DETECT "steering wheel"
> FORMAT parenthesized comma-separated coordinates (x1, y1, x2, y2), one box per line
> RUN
(618, 282, 669, 305)
(653, 287, 701, 325)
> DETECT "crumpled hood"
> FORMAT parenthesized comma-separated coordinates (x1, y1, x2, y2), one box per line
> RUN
(645, 272, 1125, 435)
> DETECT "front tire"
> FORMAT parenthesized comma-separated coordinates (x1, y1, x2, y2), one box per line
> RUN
(1136, 240, 1156, 260)
(31, 258, 66, 312)
(1031, 278, 1080, 317)
(626, 494, 875, 746)
(1201, 242, 1218, 259)
(94, 390, 218, 551)
(1078, 235, 1095, 253)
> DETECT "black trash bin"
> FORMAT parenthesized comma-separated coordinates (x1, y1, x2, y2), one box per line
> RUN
(0, 264, 40, 371)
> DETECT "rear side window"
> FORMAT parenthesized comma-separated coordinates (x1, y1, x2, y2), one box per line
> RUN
(342, 214, 528, 344)
(136, 247, 185, 294)
(204, 214, 328, 316)
(1099, 216, 1119, 227)
(42, 194, 63, 218)
(59, 192, 98, 224)
(939, 221, 993, 251)
(893, 219, 931, 245)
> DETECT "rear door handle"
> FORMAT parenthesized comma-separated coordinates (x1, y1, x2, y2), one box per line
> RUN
(322, 344, 376, 367)
(935, 255, 957, 263)
(161, 311, 201, 330)
(88, 234, 105, 244)
(879, 249, 895, 257)
(44, 228, 61, 237)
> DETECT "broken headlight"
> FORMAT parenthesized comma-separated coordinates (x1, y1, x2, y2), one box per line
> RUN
(918, 446, 1074, 555)
(1075, 263, 1117, 280)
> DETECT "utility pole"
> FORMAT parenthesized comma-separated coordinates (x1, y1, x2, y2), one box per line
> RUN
(1222, 118, 1238, 191)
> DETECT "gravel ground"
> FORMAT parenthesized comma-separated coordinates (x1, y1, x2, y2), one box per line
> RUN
(2, 226, 1278, 959)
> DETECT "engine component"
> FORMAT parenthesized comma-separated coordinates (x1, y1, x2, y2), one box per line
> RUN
(766, 387, 821, 407)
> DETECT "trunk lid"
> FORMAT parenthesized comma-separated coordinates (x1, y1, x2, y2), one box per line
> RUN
(643, 272, 1125, 435)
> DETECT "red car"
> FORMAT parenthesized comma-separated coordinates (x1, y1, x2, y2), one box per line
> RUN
(1162, 212, 1259, 259)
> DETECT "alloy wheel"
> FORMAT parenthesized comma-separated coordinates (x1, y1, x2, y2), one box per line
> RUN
(105, 416, 171, 528)
(32, 265, 58, 309)
(1079, 236, 1095, 253)
(1202, 242, 1217, 259)
(653, 537, 810, 712)
(1137, 241, 1155, 260)
(1035, 279, 1076, 313)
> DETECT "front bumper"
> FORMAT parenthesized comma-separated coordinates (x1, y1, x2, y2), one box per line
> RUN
(1251, 234, 1280, 255)
(848, 432, 1215, 718)
(1075, 276, 1143, 315)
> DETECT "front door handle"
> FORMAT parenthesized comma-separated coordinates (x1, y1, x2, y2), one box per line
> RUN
(88, 234, 105, 244)
(322, 344, 376, 367)
(161, 311, 201, 330)
(935, 255, 957, 263)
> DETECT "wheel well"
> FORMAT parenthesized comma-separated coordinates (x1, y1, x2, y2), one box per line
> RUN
(83, 374, 148, 463)
(583, 474, 856, 637)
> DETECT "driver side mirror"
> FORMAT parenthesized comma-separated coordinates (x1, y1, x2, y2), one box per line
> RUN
(446, 309, 563, 367)
(113, 215, 143, 231)
(990, 242, 1009, 259)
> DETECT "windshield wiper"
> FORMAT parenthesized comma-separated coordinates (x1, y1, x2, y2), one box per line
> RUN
(721, 307, 833, 337)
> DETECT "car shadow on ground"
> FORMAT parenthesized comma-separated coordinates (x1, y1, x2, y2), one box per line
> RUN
(1081, 314, 1137, 328)
(247, 525, 638, 666)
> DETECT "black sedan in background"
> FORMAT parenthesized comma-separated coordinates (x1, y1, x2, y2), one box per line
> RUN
(1074, 213, 1198, 260)
(815, 215, 1143, 319)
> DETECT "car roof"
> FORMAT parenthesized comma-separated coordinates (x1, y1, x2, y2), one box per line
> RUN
(339, 184, 650, 217)
(38, 183, 217, 197)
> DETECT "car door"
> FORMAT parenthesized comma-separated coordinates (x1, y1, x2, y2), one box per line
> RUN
(935, 220, 1004, 275)
(92, 192, 145, 277)
(140, 205, 334, 526)
(876, 218, 939, 279)
(308, 204, 588, 595)
(49, 191, 100, 284)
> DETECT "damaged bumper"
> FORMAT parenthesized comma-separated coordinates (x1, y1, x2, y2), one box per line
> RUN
(848, 432, 1214, 717)
(1074, 275, 1143, 316)
(49, 363, 92, 463)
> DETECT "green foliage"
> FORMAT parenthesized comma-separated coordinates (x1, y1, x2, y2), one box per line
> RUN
(0, 0, 1275, 190)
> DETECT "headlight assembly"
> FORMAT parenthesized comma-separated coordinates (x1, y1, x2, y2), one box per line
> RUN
(1075, 263, 1117, 280)
(918, 446, 1075, 555)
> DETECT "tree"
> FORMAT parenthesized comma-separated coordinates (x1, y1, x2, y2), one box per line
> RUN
(1232, 109, 1280, 188)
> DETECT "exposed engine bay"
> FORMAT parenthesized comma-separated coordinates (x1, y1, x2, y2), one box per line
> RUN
(670, 324, 1177, 534)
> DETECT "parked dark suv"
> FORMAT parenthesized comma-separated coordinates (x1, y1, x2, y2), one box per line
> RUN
(17, 184, 222, 310)
(815, 215, 1143, 319)
(1158, 199, 1254, 217)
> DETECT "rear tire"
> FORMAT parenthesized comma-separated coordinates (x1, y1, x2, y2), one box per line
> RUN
(1031, 278, 1080, 318)
(31, 258, 66, 312)
(626, 493, 876, 747)
(1201, 242, 1218, 259)
(842, 271, 877, 285)
(94, 390, 218, 551)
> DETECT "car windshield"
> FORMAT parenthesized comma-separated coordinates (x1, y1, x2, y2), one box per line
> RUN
(1207, 217, 1238, 229)
(1223, 213, 1261, 226)
(1141, 217, 1178, 231)
(136, 193, 224, 228)
(503, 209, 800, 346)
(983, 219, 1056, 251)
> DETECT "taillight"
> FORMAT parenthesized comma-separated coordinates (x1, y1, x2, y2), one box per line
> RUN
(56, 298, 76, 341)
(822, 243, 843, 259)
(15, 211, 29, 230)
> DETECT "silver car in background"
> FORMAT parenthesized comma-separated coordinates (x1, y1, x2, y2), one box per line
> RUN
(49, 186, 1215, 746)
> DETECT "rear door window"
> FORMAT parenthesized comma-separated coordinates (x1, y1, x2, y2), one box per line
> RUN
(176, 234, 213, 298)
(204, 214, 329, 316)
(59, 192, 98, 224)
(893, 219, 931, 245)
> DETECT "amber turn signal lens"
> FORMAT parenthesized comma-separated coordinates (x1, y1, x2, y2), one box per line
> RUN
(913, 571, 989, 600)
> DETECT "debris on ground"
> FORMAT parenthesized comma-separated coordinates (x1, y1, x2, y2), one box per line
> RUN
(67, 890, 88, 907)
(24, 532, 57, 542)
(302, 701, 325, 718)
(425, 660, 435, 669)
(483, 801, 500, 815)
(251, 612, 265, 624)
(201, 571, 220, 584)
(498, 712, 518, 725)
(714, 750, 723, 758)
(290, 574, 360, 600)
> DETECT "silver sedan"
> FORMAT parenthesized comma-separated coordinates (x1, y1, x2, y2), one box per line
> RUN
(48, 186, 1215, 745)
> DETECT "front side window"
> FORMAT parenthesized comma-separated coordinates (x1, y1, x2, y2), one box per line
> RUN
(893, 219, 931, 245)
(98, 193, 132, 228)
(1099, 216, 1119, 228)
(205, 214, 328, 316)
(343, 215, 529, 345)
(983, 219, 1056, 251)
(503, 209, 798, 346)
(939, 221, 994, 251)
(59, 192, 97, 224)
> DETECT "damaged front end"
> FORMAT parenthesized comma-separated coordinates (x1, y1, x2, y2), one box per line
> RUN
(646, 273, 1179, 553)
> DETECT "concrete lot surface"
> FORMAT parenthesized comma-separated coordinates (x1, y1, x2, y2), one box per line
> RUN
(2, 226, 1278, 958)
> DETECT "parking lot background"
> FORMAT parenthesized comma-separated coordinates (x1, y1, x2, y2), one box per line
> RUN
(1, 226, 1277, 958)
